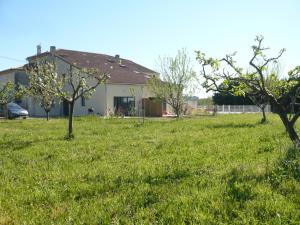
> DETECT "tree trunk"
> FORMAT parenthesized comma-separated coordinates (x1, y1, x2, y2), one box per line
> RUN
(175, 107, 180, 118)
(68, 102, 74, 138)
(279, 113, 300, 148)
(46, 111, 49, 121)
(260, 106, 267, 124)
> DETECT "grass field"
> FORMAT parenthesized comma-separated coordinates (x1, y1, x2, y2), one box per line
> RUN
(0, 114, 299, 224)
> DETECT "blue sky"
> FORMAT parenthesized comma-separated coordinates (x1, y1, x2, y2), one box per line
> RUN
(0, 0, 299, 97)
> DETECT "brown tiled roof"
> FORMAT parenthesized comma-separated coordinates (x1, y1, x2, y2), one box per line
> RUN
(27, 49, 157, 84)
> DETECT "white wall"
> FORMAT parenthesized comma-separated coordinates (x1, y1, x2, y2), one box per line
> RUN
(54, 56, 154, 116)
(73, 83, 106, 116)
(0, 69, 169, 117)
(54, 57, 108, 116)
(27, 97, 62, 117)
(106, 84, 151, 116)
(26, 56, 163, 117)
(0, 72, 14, 88)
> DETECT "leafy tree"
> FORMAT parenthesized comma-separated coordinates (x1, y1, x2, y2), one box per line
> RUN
(197, 35, 300, 148)
(0, 81, 14, 117)
(0, 81, 25, 118)
(148, 49, 196, 118)
(26, 62, 109, 138)
(0, 81, 14, 105)
(25, 61, 57, 121)
(61, 65, 109, 138)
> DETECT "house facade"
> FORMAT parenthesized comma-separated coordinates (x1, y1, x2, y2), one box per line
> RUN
(0, 68, 30, 110)
(0, 46, 169, 117)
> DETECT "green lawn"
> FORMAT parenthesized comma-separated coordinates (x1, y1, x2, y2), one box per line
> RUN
(0, 114, 299, 224)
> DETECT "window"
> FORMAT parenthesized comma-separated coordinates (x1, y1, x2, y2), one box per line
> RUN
(114, 97, 135, 116)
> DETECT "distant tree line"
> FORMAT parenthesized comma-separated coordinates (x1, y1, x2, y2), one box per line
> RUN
(212, 93, 253, 105)
(198, 94, 254, 105)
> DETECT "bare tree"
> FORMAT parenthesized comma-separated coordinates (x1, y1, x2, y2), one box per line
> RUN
(197, 35, 300, 148)
(148, 49, 196, 118)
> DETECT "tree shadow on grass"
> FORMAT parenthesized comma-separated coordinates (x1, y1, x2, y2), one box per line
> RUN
(0, 139, 33, 151)
(258, 147, 300, 207)
(112, 170, 191, 188)
(267, 147, 300, 185)
(112, 168, 211, 190)
(67, 169, 198, 202)
(0, 137, 61, 151)
(229, 148, 300, 207)
(227, 148, 300, 192)
(225, 167, 256, 203)
(143, 169, 191, 186)
(219, 167, 262, 222)
(207, 122, 258, 129)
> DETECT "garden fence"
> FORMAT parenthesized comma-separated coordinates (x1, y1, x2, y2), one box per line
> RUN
(198, 105, 271, 114)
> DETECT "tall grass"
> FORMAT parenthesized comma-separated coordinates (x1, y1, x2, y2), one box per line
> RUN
(0, 114, 299, 224)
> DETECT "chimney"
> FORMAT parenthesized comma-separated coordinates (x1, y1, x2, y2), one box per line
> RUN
(37, 44, 41, 55)
(50, 46, 56, 54)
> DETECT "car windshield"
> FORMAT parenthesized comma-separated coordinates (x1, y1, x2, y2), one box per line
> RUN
(8, 103, 23, 110)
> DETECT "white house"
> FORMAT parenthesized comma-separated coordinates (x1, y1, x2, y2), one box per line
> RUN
(0, 46, 169, 117)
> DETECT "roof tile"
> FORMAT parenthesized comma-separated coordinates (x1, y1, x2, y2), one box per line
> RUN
(28, 49, 157, 84)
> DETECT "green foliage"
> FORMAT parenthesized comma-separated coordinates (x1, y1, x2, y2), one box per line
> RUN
(195, 51, 220, 70)
(26, 61, 108, 104)
(26, 61, 109, 135)
(25, 61, 58, 117)
(197, 35, 300, 145)
(226, 167, 255, 203)
(0, 81, 14, 105)
(0, 114, 299, 224)
(0, 81, 25, 108)
(196, 36, 291, 101)
(149, 49, 197, 117)
(269, 147, 300, 187)
(213, 93, 253, 105)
